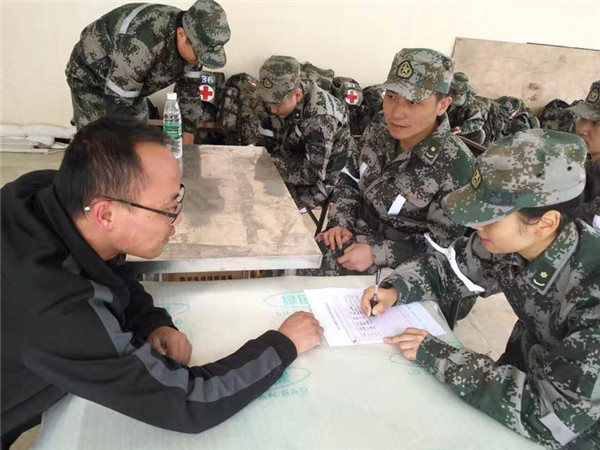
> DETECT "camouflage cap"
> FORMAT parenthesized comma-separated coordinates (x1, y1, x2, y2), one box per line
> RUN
(442, 129, 587, 227)
(182, 0, 231, 69)
(566, 80, 600, 122)
(258, 55, 301, 103)
(450, 72, 469, 95)
(381, 48, 454, 102)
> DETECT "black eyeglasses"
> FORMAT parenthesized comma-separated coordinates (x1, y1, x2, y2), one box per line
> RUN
(84, 184, 185, 224)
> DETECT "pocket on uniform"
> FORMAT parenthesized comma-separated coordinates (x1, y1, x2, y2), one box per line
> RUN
(391, 173, 441, 213)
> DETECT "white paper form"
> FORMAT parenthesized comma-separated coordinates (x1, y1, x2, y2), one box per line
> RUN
(305, 288, 445, 347)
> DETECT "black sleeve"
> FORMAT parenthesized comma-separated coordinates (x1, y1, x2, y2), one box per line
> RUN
(23, 287, 298, 434)
(112, 262, 176, 340)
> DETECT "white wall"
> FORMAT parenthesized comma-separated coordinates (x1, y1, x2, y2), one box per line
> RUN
(1, 0, 599, 127)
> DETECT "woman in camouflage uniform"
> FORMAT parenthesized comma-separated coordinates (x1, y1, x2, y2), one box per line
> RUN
(361, 129, 600, 449)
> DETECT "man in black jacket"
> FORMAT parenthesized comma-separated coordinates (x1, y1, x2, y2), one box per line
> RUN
(1, 116, 323, 448)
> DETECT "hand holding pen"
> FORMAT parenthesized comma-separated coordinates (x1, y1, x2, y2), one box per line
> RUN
(361, 271, 399, 317)
(370, 268, 382, 317)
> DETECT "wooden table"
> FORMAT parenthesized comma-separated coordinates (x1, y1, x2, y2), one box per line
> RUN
(1, 145, 322, 275)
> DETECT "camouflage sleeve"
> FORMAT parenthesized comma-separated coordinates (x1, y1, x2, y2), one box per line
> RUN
(457, 104, 484, 135)
(384, 236, 600, 447)
(104, 34, 156, 118)
(270, 115, 337, 185)
(382, 233, 500, 303)
(240, 97, 266, 145)
(416, 298, 600, 448)
(175, 69, 204, 134)
(326, 137, 361, 230)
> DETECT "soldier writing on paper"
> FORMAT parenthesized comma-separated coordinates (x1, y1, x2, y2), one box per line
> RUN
(361, 129, 600, 449)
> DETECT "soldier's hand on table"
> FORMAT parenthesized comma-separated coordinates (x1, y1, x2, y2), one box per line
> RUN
(319, 226, 353, 250)
(336, 243, 374, 271)
(361, 286, 398, 316)
(183, 132, 195, 145)
(147, 326, 193, 365)
(278, 311, 324, 355)
(384, 328, 429, 361)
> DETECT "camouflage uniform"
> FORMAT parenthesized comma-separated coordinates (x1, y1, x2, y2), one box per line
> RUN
(332, 76, 366, 137)
(476, 95, 510, 146)
(382, 129, 600, 449)
(539, 99, 579, 133)
(301, 49, 476, 277)
(497, 96, 540, 135)
(257, 56, 353, 210)
(176, 70, 225, 144)
(218, 73, 265, 145)
(447, 72, 485, 145)
(568, 80, 600, 231)
(360, 84, 385, 128)
(300, 62, 335, 92)
(65, 0, 230, 132)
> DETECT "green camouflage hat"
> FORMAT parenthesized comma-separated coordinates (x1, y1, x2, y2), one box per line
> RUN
(567, 80, 600, 122)
(381, 48, 454, 102)
(182, 0, 231, 69)
(258, 55, 301, 103)
(450, 72, 469, 95)
(442, 129, 587, 227)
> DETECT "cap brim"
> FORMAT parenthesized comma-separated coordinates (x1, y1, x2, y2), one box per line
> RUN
(380, 80, 434, 103)
(198, 45, 227, 69)
(258, 88, 276, 104)
(442, 183, 518, 227)
(566, 102, 600, 122)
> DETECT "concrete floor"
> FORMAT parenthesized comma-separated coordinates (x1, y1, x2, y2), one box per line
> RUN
(9, 212, 519, 450)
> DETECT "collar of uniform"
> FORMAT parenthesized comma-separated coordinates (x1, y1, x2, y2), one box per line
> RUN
(289, 81, 308, 124)
(411, 114, 451, 166)
(523, 221, 579, 295)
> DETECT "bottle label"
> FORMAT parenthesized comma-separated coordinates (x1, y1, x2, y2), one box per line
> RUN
(163, 123, 182, 141)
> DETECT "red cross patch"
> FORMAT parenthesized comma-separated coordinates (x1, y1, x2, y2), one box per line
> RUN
(199, 84, 215, 102)
(346, 89, 360, 105)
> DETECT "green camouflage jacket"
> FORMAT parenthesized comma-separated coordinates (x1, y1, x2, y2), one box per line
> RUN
(66, 3, 204, 133)
(384, 220, 600, 449)
(328, 111, 476, 267)
(447, 92, 485, 136)
(258, 82, 352, 206)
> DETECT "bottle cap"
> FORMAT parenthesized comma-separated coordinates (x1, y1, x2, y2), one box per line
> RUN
(167, 92, 177, 100)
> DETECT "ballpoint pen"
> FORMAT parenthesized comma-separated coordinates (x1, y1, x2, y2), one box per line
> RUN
(370, 268, 382, 317)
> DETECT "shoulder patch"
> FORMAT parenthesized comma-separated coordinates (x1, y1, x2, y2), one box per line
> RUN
(415, 145, 440, 166)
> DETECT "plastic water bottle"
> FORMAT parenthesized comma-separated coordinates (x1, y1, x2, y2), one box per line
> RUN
(163, 92, 183, 159)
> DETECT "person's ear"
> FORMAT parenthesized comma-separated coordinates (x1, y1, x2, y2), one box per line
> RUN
(295, 87, 303, 103)
(436, 95, 452, 116)
(537, 210, 561, 237)
(89, 200, 115, 232)
(176, 27, 187, 41)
